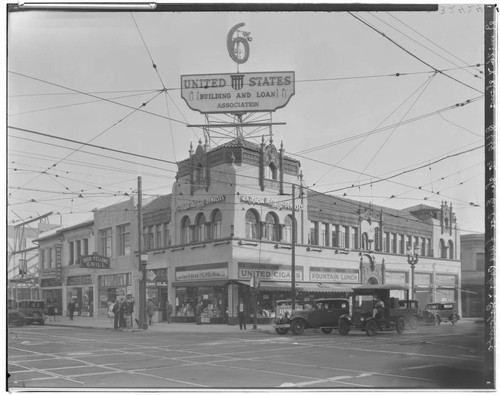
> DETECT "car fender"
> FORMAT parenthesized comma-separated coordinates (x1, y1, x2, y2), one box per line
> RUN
(339, 314, 351, 322)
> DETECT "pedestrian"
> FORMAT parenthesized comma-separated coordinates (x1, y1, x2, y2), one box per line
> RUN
(112, 300, 121, 329)
(68, 300, 76, 320)
(147, 299, 155, 326)
(166, 299, 173, 323)
(238, 300, 246, 330)
(195, 301, 203, 325)
(47, 302, 55, 322)
(119, 299, 127, 328)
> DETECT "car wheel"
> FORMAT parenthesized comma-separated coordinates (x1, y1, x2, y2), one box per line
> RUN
(409, 315, 419, 329)
(366, 319, 377, 336)
(396, 317, 405, 333)
(451, 314, 458, 325)
(291, 320, 305, 335)
(338, 317, 350, 336)
(321, 328, 333, 334)
(433, 315, 441, 326)
(32, 312, 43, 325)
(275, 328, 289, 335)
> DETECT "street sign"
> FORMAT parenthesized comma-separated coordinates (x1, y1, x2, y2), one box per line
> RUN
(146, 270, 157, 281)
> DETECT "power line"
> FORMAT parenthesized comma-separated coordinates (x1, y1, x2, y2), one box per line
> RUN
(348, 12, 483, 94)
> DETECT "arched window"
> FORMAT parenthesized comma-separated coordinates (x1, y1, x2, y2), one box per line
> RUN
(195, 163, 204, 185)
(210, 209, 222, 240)
(245, 209, 260, 239)
(362, 232, 369, 250)
(267, 162, 278, 180)
(448, 240, 454, 259)
(264, 212, 279, 241)
(181, 216, 192, 244)
(194, 213, 206, 242)
(440, 239, 447, 258)
(374, 227, 380, 251)
(283, 215, 294, 243)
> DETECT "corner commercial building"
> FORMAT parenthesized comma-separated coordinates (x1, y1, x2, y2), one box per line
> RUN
(35, 137, 462, 323)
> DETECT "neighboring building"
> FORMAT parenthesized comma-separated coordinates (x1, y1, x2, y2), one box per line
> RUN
(8, 220, 59, 302)
(461, 233, 485, 317)
(34, 137, 463, 323)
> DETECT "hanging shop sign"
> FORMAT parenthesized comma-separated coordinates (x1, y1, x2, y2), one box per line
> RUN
(79, 255, 110, 269)
(238, 262, 303, 281)
(309, 267, 359, 283)
(176, 195, 225, 212)
(55, 244, 62, 281)
(239, 194, 303, 211)
(175, 263, 228, 282)
(146, 268, 168, 287)
(180, 71, 295, 114)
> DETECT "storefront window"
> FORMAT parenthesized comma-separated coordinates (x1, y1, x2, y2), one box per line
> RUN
(67, 286, 93, 317)
(175, 287, 196, 317)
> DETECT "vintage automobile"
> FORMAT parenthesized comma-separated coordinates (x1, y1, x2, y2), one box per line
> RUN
(17, 300, 46, 325)
(274, 298, 350, 335)
(338, 284, 416, 336)
(8, 309, 27, 326)
(398, 299, 420, 329)
(420, 302, 460, 326)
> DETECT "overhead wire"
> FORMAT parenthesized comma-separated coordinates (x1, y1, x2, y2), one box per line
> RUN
(348, 12, 483, 95)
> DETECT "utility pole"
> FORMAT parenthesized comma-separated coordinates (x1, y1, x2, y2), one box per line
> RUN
(137, 176, 148, 330)
(291, 183, 296, 310)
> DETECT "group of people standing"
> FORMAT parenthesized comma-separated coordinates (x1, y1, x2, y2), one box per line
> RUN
(147, 298, 173, 325)
(112, 298, 135, 329)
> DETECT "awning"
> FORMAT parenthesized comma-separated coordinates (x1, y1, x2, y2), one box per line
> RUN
(172, 280, 229, 288)
(297, 282, 352, 293)
(237, 281, 352, 293)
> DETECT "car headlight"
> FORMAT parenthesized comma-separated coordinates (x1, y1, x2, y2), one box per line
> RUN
(360, 316, 365, 322)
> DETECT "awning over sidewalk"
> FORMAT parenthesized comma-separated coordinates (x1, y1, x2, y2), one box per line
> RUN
(237, 281, 352, 293)
(172, 280, 229, 288)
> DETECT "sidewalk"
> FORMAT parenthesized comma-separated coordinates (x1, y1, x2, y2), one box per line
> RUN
(44, 316, 481, 334)
(45, 316, 275, 334)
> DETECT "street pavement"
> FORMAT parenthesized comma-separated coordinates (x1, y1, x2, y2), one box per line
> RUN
(8, 318, 488, 390)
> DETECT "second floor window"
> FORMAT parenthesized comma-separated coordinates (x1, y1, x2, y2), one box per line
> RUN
(195, 213, 206, 242)
(100, 228, 112, 258)
(118, 224, 131, 255)
(181, 216, 192, 244)
(245, 210, 260, 239)
(283, 215, 293, 243)
(264, 212, 279, 241)
(210, 209, 222, 240)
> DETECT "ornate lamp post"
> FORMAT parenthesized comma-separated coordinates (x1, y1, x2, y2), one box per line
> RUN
(407, 244, 420, 299)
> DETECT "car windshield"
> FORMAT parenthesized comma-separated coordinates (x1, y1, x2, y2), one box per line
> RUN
(19, 301, 44, 308)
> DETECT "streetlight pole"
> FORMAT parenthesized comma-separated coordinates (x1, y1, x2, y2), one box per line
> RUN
(137, 176, 148, 330)
(406, 244, 420, 299)
(291, 184, 296, 310)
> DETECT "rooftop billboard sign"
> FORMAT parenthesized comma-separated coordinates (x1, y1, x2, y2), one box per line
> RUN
(180, 71, 295, 114)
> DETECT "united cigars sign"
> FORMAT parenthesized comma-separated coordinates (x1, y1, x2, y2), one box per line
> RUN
(80, 255, 110, 269)
(180, 71, 295, 114)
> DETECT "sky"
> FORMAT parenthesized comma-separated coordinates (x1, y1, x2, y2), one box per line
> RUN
(7, 3, 487, 235)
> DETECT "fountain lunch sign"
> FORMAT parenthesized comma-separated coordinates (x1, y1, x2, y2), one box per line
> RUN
(181, 23, 295, 114)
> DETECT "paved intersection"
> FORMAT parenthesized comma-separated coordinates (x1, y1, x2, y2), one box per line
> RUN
(7, 321, 486, 390)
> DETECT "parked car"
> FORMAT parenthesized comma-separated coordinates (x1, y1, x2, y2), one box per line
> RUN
(274, 298, 350, 335)
(338, 284, 415, 336)
(420, 302, 460, 326)
(17, 300, 46, 325)
(398, 299, 420, 329)
(8, 309, 26, 326)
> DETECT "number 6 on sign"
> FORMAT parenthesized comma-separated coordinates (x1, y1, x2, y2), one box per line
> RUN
(227, 23, 251, 64)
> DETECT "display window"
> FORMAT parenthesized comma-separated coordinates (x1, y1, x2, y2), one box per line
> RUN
(67, 286, 93, 317)
(42, 289, 62, 315)
(175, 285, 226, 323)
